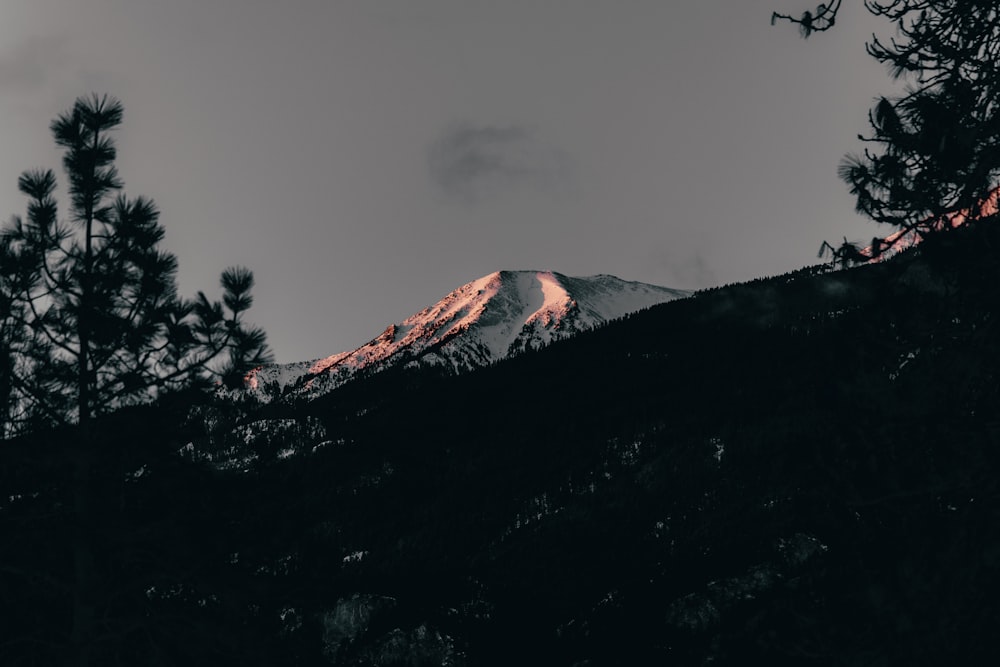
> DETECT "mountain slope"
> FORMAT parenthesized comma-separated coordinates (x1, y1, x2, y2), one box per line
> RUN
(8, 227, 1000, 665)
(5, 226, 1000, 665)
(242, 270, 689, 402)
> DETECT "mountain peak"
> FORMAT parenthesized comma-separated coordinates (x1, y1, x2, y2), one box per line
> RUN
(242, 270, 689, 402)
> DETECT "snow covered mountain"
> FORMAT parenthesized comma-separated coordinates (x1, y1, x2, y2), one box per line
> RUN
(241, 270, 689, 403)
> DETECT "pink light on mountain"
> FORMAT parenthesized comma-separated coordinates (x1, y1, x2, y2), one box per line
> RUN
(234, 271, 691, 404)
(861, 187, 1000, 262)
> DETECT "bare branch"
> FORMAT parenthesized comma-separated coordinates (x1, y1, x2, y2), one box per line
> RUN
(773, 0, 843, 37)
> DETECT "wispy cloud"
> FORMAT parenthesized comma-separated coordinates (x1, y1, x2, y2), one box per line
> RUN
(659, 251, 717, 289)
(0, 36, 72, 92)
(427, 122, 570, 202)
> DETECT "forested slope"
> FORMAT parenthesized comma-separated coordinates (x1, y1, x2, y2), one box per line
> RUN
(3, 223, 999, 665)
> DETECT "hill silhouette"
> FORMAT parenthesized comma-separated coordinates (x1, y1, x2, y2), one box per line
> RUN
(3, 222, 999, 665)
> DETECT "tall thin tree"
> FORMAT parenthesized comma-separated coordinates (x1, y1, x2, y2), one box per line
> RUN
(1, 94, 272, 436)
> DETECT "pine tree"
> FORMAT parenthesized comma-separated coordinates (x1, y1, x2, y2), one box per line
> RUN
(1, 94, 271, 437)
(775, 1, 1000, 234)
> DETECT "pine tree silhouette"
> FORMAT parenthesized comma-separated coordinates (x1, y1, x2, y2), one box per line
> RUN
(0, 94, 272, 437)
(776, 1, 1000, 239)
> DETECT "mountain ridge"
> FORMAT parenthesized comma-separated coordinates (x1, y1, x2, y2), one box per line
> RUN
(239, 270, 690, 403)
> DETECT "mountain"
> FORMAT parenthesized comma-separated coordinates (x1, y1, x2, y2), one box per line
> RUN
(240, 270, 690, 403)
(5, 227, 1000, 665)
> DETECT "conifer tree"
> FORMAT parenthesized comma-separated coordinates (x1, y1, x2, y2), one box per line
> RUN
(1, 94, 271, 437)
(774, 1, 1000, 234)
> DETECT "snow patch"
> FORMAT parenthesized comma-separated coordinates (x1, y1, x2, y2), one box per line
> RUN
(236, 270, 690, 404)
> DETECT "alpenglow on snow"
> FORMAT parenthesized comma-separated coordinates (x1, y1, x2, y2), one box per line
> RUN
(240, 270, 690, 403)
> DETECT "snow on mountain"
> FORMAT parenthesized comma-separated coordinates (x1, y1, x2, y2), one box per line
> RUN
(240, 270, 690, 403)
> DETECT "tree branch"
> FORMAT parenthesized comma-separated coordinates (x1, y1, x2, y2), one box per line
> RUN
(772, 0, 843, 37)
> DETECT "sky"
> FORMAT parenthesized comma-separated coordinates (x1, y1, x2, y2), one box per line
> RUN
(1, 0, 897, 364)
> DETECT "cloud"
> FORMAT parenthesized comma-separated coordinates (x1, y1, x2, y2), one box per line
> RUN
(0, 36, 72, 92)
(427, 122, 570, 202)
(658, 251, 718, 289)
(0, 35, 125, 124)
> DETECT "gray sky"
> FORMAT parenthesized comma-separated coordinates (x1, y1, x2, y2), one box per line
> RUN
(1, 0, 894, 363)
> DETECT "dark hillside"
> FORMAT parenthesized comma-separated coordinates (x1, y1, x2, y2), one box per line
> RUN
(3, 224, 1000, 665)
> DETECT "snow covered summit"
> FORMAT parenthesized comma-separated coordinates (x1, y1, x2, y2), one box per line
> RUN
(242, 270, 690, 402)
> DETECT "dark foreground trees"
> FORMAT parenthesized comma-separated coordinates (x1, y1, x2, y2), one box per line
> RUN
(1, 94, 271, 438)
(777, 1, 1000, 241)
(1, 94, 273, 666)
